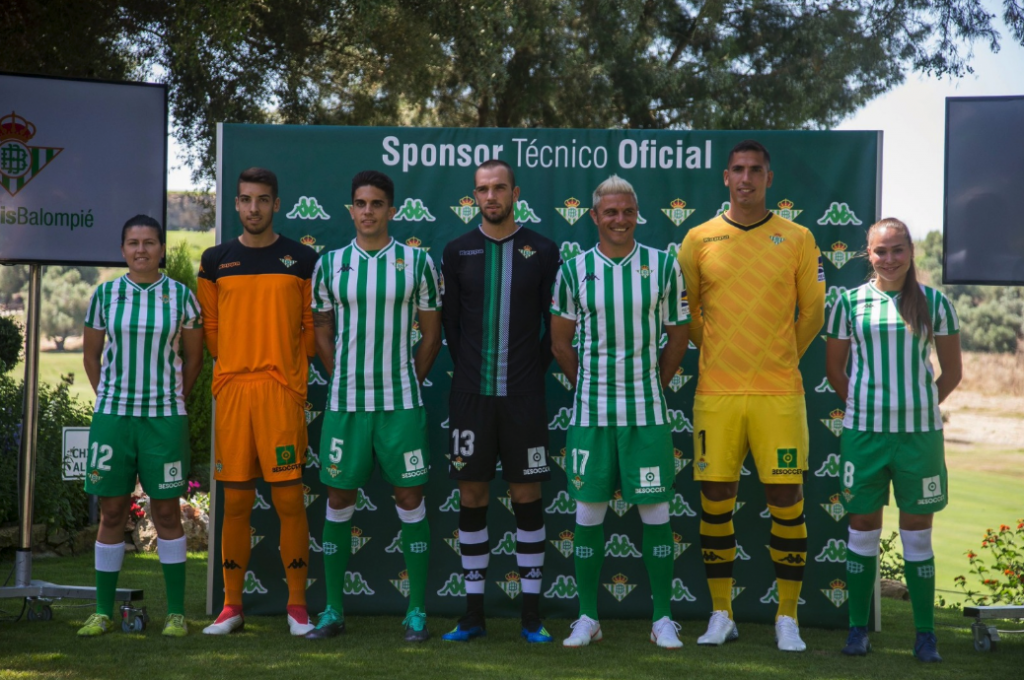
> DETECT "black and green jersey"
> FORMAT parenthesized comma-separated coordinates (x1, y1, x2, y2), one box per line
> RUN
(84, 274, 202, 417)
(441, 225, 560, 396)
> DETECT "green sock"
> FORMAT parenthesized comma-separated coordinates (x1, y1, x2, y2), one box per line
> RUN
(96, 569, 120, 618)
(401, 518, 431, 613)
(904, 558, 936, 632)
(643, 522, 674, 621)
(161, 562, 187, 616)
(845, 551, 876, 628)
(323, 517, 352, 614)
(573, 523, 605, 620)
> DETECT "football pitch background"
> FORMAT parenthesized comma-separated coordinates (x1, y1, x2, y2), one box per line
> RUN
(209, 125, 880, 628)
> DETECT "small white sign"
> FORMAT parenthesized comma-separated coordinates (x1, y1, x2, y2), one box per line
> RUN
(62, 427, 90, 481)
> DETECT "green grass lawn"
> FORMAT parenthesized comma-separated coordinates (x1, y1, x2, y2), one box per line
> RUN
(166, 229, 215, 267)
(0, 552, 1020, 680)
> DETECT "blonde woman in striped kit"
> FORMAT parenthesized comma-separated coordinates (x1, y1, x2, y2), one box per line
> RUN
(825, 218, 962, 662)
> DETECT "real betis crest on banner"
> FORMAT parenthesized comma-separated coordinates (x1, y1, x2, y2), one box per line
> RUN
(556, 197, 588, 225)
(451, 196, 480, 224)
(0, 111, 63, 197)
(661, 198, 695, 226)
(771, 199, 802, 222)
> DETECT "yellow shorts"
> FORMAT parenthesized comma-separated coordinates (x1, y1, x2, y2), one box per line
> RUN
(692, 394, 808, 484)
(214, 374, 308, 483)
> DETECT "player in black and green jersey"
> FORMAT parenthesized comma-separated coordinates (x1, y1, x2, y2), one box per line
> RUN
(826, 218, 962, 662)
(441, 160, 561, 643)
(78, 215, 204, 637)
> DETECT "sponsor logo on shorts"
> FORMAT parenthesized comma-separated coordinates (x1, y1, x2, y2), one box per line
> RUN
(635, 466, 665, 494)
(772, 448, 801, 476)
(158, 461, 185, 489)
(272, 445, 302, 473)
(523, 446, 549, 475)
(401, 449, 427, 479)
(920, 475, 943, 502)
(603, 574, 636, 602)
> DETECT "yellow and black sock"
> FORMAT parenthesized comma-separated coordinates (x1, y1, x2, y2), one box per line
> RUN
(768, 500, 807, 622)
(700, 494, 737, 618)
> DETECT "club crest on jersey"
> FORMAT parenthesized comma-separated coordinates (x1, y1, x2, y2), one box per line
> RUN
(667, 369, 693, 393)
(556, 197, 588, 225)
(821, 579, 850, 608)
(608, 490, 633, 517)
(771, 199, 802, 222)
(497, 572, 522, 600)
(300, 235, 325, 253)
(821, 493, 848, 522)
(823, 241, 859, 269)
(571, 474, 584, 490)
(405, 236, 429, 252)
(392, 257, 407, 271)
(451, 196, 480, 224)
(519, 244, 537, 259)
(603, 573, 636, 602)
(0, 112, 64, 197)
(551, 530, 575, 558)
(821, 409, 844, 437)
(637, 264, 651, 278)
(661, 198, 695, 227)
(88, 469, 102, 485)
(390, 570, 410, 597)
(769, 233, 785, 246)
(280, 255, 298, 268)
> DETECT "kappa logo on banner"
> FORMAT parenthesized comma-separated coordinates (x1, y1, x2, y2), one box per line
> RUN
(305, 446, 320, 470)
(666, 409, 693, 433)
(661, 198, 695, 227)
(309, 535, 323, 553)
(817, 202, 863, 226)
(385, 530, 403, 554)
(555, 197, 588, 225)
(355, 488, 377, 511)
(603, 574, 636, 602)
(669, 492, 697, 517)
(492, 531, 517, 556)
(815, 538, 848, 563)
(242, 570, 267, 594)
(0, 112, 63, 197)
(560, 241, 583, 261)
(671, 578, 697, 602)
(439, 489, 461, 512)
(814, 377, 835, 393)
(287, 196, 330, 220)
(343, 571, 375, 595)
(308, 364, 327, 385)
(715, 201, 731, 216)
(545, 490, 576, 515)
(760, 580, 807, 605)
(548, 407, 573, 431)
(515, 200, 541, 223)
(825, 285, 848, 310)
(605, 533, 642, 558)
(394, 198, 436, 222)
(437, 573, 466, 597)
(771, 199, 802, 222)
(299, 235, 325, 253)
(252, 490, 271, 510)
(544, 574, 577, 599)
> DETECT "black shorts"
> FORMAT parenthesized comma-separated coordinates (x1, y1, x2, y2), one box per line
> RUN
(448, 392, 551, 483)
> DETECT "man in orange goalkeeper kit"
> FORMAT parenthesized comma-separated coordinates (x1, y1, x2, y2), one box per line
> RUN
(198, 167, 319, 635)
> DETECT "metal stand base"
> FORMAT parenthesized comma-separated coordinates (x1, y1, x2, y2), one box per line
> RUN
(963, 605, 1024, 652)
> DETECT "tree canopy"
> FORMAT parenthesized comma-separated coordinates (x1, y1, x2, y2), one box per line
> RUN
(4, 1, 1023, 184)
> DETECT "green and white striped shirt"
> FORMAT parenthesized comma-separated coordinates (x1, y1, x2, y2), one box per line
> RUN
(551, 242, 690, 427)
(312, 238, 442, 411)
(826, 281, 959, 432)
(85, 274, 202, 417)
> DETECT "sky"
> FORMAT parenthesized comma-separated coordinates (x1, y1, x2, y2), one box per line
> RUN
(166, 21, 1024, 241)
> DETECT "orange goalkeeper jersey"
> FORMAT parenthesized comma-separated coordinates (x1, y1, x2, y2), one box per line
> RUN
(677, 212, 825, 395)
(197, 234, 317, 405)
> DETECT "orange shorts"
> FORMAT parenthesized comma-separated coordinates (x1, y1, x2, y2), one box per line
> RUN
(213, 373, 308, 483)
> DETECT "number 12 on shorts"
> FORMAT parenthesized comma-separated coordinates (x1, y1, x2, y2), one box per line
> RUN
(570, 448, 590, 475)
(90, 443, 113, 470)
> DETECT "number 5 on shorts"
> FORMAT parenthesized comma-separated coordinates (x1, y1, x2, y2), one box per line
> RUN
(571, 448, 590, 475)
(329, 438, 344, 464)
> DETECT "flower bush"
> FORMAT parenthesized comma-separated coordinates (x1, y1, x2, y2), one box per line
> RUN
(954, 520, 1024, 606)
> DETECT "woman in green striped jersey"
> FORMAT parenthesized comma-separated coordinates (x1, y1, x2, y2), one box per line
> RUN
(78, 215, 204, 638)
(825, 218, 961, 662)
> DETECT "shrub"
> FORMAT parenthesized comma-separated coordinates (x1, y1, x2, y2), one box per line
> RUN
(955, 521, 1024, 606)
(0, 315, 23, 373)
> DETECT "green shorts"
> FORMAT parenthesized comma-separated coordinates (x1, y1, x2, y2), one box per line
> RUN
(839, 428, 948, 515)
(319, 407, 430, 489)
(564, 424, 675, 504)
(85, 413, 190, 499)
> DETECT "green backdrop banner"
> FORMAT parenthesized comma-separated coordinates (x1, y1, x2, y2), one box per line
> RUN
(209, 125, 880, 628)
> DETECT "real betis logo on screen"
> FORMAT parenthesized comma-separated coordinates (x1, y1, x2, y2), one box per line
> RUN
(497, 572, 522, 600)
(551, 530, 575, 558)
(288, 197, 330, 220)
(393, 197, 436, 221)
(0, 112, 63, 197)
(608, 490, 633, 518)
(771, 199, 802, 222)
(544, 574, 577, 599)
(304, 401, 323, 425)
(823, 241, 859, 269)
(350, 526, 370, 554)
(604, 574, 636, 602)
(390, 570, 410, 598)
(821, 493, 848, 522)
(556, 197, 588, 225)
(515, 200, 541, 223)
(450, 196, 479, 224)
(822, 578, 850, 608)
(667, 369, 693, 393)
(299, 235, 325, 253)
(250, 526, 264, 549)
(661, 198, 695, 226)
(821, 409, 844, 437)
(673, 449, 692, 476)
(405, 236, 429, 251)
(817, 202, 862, 226)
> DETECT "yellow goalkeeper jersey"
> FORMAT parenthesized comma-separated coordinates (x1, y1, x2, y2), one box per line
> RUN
(677, 212, 825, 395)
